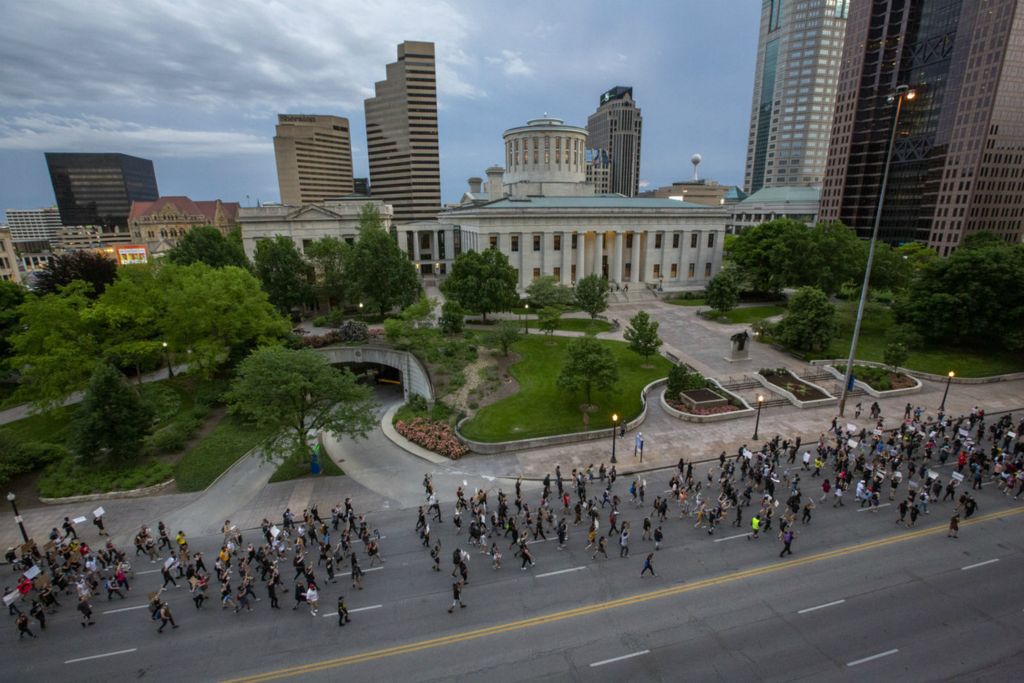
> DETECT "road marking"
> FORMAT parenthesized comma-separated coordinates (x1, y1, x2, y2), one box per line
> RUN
(961, 558, 999, 571)
(846, 648, 899, 667)
(223, 507, 1023, 683)
(797, 599, 845, 614)
(589, 650, 650, 668)
(337, 566, 384, 577)
(527, 537, 557, 545)
(136, 569, 161, 575)
(856, 503, 891, 512)
(322, 604, 383, 618)
(65, 648, 138, 664)
(536, 566, 586, 578)
(712, 533, 747, 543)
(102, 604, 150, 614)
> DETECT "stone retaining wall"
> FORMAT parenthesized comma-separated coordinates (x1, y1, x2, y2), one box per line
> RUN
(810, 358, 1024, 385)
(39, 478, 176, 505)
(820, 363, 922, 398)
(755, 369, 836, 409)
(660, 378, 755, 423)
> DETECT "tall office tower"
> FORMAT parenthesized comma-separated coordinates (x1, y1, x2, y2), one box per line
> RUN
(364, 40, 441, 224)
(273, 114, 354, 205)
(744, 0, 848, 194)
(4, 207, 63, 243)
(45, 153, 158, 229)
(820, 0, 1024, 251)
(586, 86, 642, 197)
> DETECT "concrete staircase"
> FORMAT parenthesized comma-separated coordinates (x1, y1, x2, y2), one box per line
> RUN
(609, 287, 660, 304)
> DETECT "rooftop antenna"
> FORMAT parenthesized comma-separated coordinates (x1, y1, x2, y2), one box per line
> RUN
(691, 153, 702, 181)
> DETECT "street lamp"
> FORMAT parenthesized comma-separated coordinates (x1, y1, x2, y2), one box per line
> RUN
(939, 370, 955, 412)
(838, 84, 917, 416)
(7, 492, 28, 544)
(162, 341, 174, 379)
(610, 413, 618, 464)
(753, 395, 765, 441)
(524, 303, 530, 333)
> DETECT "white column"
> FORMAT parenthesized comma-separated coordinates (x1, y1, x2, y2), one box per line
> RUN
(660, 231, 670, 285)
(630, 230, 642, 283)
(677, 230, 686, 282)
(594, 231, 603, 279)
(561, 231, 572, 285)
(519, 232, 527, 290)
(576, 231, 586, 281)
(612, 231, 624, 283)
(412, 231, 421, 261)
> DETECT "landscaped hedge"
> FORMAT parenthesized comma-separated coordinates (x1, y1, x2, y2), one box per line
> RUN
(38, 458, 173, 498)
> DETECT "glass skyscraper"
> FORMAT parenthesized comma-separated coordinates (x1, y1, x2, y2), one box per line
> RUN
(45, 152, 158, 229)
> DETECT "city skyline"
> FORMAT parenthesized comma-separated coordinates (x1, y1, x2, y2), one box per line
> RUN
(0, 0, 759, 213)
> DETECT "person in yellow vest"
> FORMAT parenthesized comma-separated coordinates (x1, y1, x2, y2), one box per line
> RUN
(747, 515, 761, 541)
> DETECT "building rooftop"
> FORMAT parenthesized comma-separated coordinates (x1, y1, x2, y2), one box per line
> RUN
(129, 196, 239, 223)
(738, 186, 820, 205)
(465, 196, 714, 211)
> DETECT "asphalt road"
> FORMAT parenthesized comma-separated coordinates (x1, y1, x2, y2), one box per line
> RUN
(5, 460, 1022, 683)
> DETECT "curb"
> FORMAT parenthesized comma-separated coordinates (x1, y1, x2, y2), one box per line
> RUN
(380, 403, 451, 465)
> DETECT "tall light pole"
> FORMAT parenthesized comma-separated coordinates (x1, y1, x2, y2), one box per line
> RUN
(523, 303, 530, 333)
(753, 395, 764, 441)
(610, 413, 618, 464)
(939, 370, 955, 413)
(162, 341, 174, 379)
(7, 492, 28, 544)
(838, 85, 917, 416)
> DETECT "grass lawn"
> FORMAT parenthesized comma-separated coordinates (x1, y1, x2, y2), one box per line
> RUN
(707, 305, 786, 325)
(173, 415, 274, 492)
(815, 302, 1024, 377)
(667, 298, 706, 307)
(459, 335, 672, 442)
(269, 446, 343, 483)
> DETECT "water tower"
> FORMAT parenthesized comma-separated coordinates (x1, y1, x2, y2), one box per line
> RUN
(691, 153, 702, 181)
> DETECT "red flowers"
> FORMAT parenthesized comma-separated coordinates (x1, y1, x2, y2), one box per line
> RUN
(395, 417, 469, 459)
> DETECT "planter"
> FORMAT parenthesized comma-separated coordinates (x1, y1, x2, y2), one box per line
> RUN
(755, 369, 835, 409)
(822, 364, 922, 398)
(677, 387, 729, 411)
(661, 379, 755, 423)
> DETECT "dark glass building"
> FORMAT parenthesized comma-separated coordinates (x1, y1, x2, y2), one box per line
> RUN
(45, 153, 159, 229)
(820, 0, 1024, 252)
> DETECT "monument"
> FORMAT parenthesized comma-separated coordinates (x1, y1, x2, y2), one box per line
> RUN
(725, 330, 751, 362)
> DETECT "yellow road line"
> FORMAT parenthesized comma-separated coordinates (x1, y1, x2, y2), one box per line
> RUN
(225, 507, 1022, 682)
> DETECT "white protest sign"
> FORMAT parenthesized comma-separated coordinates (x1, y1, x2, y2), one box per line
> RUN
(951, 472, 964, 482)
(959, 428, 969, 438)
(927, 470, 938, 481)
(908, 480, 919, 490)
(72, 516, 87, 525)
(743, 449, 753, 460)
(23, 565, 41, 580)
(873, 428, 882, 436)
(847, 423, 858, 434)
(270, 525, 281, 538)
(163, 556, 175, 569)
(93, 507, 105, 518)
(3, 591, 18, 607)
(1008, 432, 1017, 440)
(847, 439, 858, 449)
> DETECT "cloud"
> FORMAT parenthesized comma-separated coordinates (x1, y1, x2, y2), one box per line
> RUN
(0, 0, 484, 112)
(0, 114, 271, 157)
(638, 179, 650, 188)
(486, 50, 534, 78)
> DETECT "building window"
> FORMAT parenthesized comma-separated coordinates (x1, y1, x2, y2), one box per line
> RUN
(654, 233, 662, 249)
(705, 262, 712, 278)
(553, 234, 561, 251)
(626, 233, 633, 249)
(511, 235, 519, 252)
(690, 233, 698, 248)
(653, 264, 661, 278)
(707, 233, 716, 249)
(437, 230, 446, 259)
(553, 266, 561, 279)
(571, 264, 577, 281)
(533, 234, 541, 251)
(489, 234, 498, 249)
(688, 263, 695, 278)
(532, 267, 541, 280)
(572, 233, 578, 249)
(672, 233, 680, 249)
(302, 239, 313, 253)
(670, 263, 678, 278)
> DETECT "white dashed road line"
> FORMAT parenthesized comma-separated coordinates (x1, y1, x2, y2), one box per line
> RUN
(590, 650, 651, 668)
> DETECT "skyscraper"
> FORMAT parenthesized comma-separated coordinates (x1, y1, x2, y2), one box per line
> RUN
(586, 86, 642, 197)
(3, 207, 62, 243)
(273, 114, 354, 205)
(364, 40, 441, 225)
(744, 0, 848, 194)
(45, 153, 158, 229)
(819, 0, 1024, 251)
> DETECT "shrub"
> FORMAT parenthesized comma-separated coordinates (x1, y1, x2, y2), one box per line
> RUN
(666, 364, 708, 399)
(37, 457, 173, 498)
(439, 301, 466, 334)
(394, 417, 468, 459)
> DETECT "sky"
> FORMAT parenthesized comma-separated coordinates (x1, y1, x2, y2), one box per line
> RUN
(0, 0, 761, 215)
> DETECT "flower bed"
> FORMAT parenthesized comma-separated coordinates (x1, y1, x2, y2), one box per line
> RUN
(395, 417, 469, 460)
(834, 364, 915, 391)
(758, 368, 830, 401)
(666, 399, 740, 416)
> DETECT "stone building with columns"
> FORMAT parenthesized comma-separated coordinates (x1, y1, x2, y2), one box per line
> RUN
(407, 116, 727, 292)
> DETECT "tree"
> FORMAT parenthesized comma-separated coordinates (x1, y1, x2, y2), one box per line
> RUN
(799, 221, 865, 295)
(556, 335, 618, 408)
(623, 310, 662, 365)
(347, 205, 420, 316)
(71, 363, 153, 467)
(166, 226, 249, 269)
(574, 274, 609, 319)
(253, 236, 312, 313)
(439, 300, 465, 334)
(666, 364, 707, 400)
(526, 275, 575, 309)
(33, 250, 118, 298)
(883, 341, 909, 371)
(727, 219, 809, 295)
(0, 280, 26, 375)
(305, 236, 352, 311)
(705, 269, 740, 315)
(773, 286, 837, 353)
(487, 320, 521, 357)
(441, 249, 518, 321)
(537, 306, 562, 335)
(226, 347, 377, 463)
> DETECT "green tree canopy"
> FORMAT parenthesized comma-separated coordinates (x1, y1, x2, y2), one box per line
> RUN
(537, 306, 562, 335)
(441, 248, 519, 321)
(526, 275, 575, 309)
(623, 310, 662, 364)
(33, 250, 119, 298)
(0, 280, 26, 375)
(305, 236, 352, 311)
(574, 274, 609, 319)
(226, 347, 377, 462)
(487, 320, 521, 356)
(727, 219, 809, 295)
(439, 300, 465, 334)
(254, 235, 312, 313)
(705, 268, 740, 314)
(556, 335, 619, 407)
(71, 363, 153, 467)
(774, 286, 837, 352)
(347, 206, 421, 316)
(166, 226, 249, 269)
